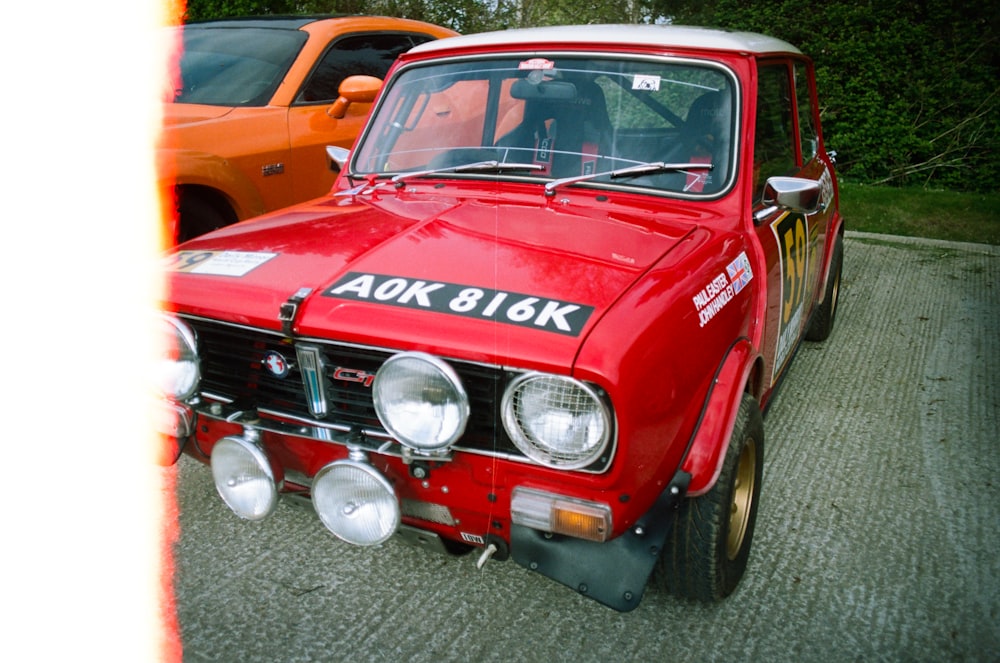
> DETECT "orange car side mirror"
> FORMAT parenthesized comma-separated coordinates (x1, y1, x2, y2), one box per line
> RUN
(327, 75, 384, 119)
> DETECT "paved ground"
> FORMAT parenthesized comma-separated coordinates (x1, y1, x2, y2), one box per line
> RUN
(166, 232, 1000, 662)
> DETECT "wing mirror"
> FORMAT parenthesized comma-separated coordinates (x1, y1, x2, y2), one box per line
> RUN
(754, 177, 822, 223)
(326, 146, 350, 174)
(327, 75, 383, 119)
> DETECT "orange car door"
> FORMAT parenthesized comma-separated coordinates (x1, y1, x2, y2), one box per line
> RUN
(286, 32, 439, 205)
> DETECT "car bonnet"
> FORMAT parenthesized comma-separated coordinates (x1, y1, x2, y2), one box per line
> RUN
(166, 188, 698, 368)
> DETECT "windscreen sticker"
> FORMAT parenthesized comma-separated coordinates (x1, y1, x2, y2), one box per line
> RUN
(324, 272, 594, 336)
(692, 251, 754, 328)
(170, 251, 278, 276)
(518, 58, 555, 71)
(632, 75, 661, 91)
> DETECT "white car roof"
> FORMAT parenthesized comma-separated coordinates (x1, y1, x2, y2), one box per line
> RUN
(410, 24, 802, 57)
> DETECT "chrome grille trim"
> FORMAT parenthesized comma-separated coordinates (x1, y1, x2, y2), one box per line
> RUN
(178, 314, 613, 472)
(296, 344, 329, 418)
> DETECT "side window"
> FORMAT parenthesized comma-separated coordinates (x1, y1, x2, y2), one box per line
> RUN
(794, 63, 818, 161)
(754, 64, 797, 198)
(296, 33, 435, 104)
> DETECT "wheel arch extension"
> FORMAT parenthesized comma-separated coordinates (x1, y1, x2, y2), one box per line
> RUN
(680, 337, 761, 496)
(815, 213, 847, 306)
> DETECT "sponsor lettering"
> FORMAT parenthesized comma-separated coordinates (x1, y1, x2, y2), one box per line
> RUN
(692, 251, 754, 327)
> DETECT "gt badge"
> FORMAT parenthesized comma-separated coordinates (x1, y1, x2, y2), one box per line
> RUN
(263, 351, 291, 378)
(333, 367, 375, 388)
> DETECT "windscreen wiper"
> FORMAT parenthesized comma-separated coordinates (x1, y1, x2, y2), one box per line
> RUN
(543, 161, 713, 197)
(336, 160, 545, 197)
(392, 160, 545, 188)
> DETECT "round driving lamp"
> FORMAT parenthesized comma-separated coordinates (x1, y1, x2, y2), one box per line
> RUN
(158, 314, 200, 401)
(312, 460, 401, 546)
(502, 373, 612, 470)
(372, 352, 469, 452)
(211, 436, 281, 521)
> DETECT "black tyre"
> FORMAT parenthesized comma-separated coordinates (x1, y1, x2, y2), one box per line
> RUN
(655, 393, 764, 601)
(177, 193, 236, 244)
(806, 233, 843, 342)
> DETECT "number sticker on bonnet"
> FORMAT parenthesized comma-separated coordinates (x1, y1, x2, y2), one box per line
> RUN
(171, 250, 277, 276)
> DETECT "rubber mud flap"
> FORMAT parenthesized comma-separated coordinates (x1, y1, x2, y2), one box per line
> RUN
(510, 472, 690, 611)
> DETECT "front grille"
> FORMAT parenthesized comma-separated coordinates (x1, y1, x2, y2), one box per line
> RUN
(184, 316, 521, 457)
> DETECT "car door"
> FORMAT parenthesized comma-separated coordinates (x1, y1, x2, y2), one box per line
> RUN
(752, 59, 836, 388)
(285, 32, 438, 205)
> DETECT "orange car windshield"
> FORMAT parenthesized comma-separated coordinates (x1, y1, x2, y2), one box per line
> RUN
(170, 26, 308, 106)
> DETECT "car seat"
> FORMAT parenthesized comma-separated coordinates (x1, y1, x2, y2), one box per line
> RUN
(496, 79, 611, 178)
(665, 89, 732, 193)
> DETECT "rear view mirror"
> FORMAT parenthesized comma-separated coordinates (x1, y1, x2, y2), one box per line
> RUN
(510, 79, 578, 101)
(327, 75, 383, 119)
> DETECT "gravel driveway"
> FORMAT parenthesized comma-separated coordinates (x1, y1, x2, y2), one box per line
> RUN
(169, 232, 1000, 662)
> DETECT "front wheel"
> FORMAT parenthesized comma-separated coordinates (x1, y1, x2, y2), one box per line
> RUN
(654, 393, 764, 601)
(176, 192, 237, 244)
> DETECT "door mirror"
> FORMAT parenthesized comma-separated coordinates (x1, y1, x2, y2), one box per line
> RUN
(326, 146, 350, 173)
(755, 176, 821, 223)
(327, 75, 383, 119)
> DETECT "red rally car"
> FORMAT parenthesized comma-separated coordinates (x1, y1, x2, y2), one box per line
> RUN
(159, 24, 843, 611)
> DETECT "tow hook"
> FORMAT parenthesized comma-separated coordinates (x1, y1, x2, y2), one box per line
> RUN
(475, 535, 510, 570)
(476, 543, 498, 570)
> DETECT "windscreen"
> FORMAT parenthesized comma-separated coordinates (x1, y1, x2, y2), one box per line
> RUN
(353, 55, 737, 195)
(170, 26, 308, 106)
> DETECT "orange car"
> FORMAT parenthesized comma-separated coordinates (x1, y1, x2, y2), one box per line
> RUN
(159, 15, 457, 242)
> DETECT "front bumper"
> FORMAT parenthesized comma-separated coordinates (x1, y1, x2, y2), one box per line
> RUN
(157, 395, 687, 611)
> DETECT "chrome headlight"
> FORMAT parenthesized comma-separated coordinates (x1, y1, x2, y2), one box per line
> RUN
(211, 435, 281, 521)
(372, 352, 469, 452)
(502, 373, 612, 470)
(312, 460, 400, 546)
(158, 314, 200, 401)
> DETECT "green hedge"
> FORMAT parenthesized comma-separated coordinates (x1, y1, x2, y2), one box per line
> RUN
(183, 0, 1000, 192)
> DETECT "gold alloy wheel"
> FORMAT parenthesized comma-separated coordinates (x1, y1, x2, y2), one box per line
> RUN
(727, 438, 758, 560)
